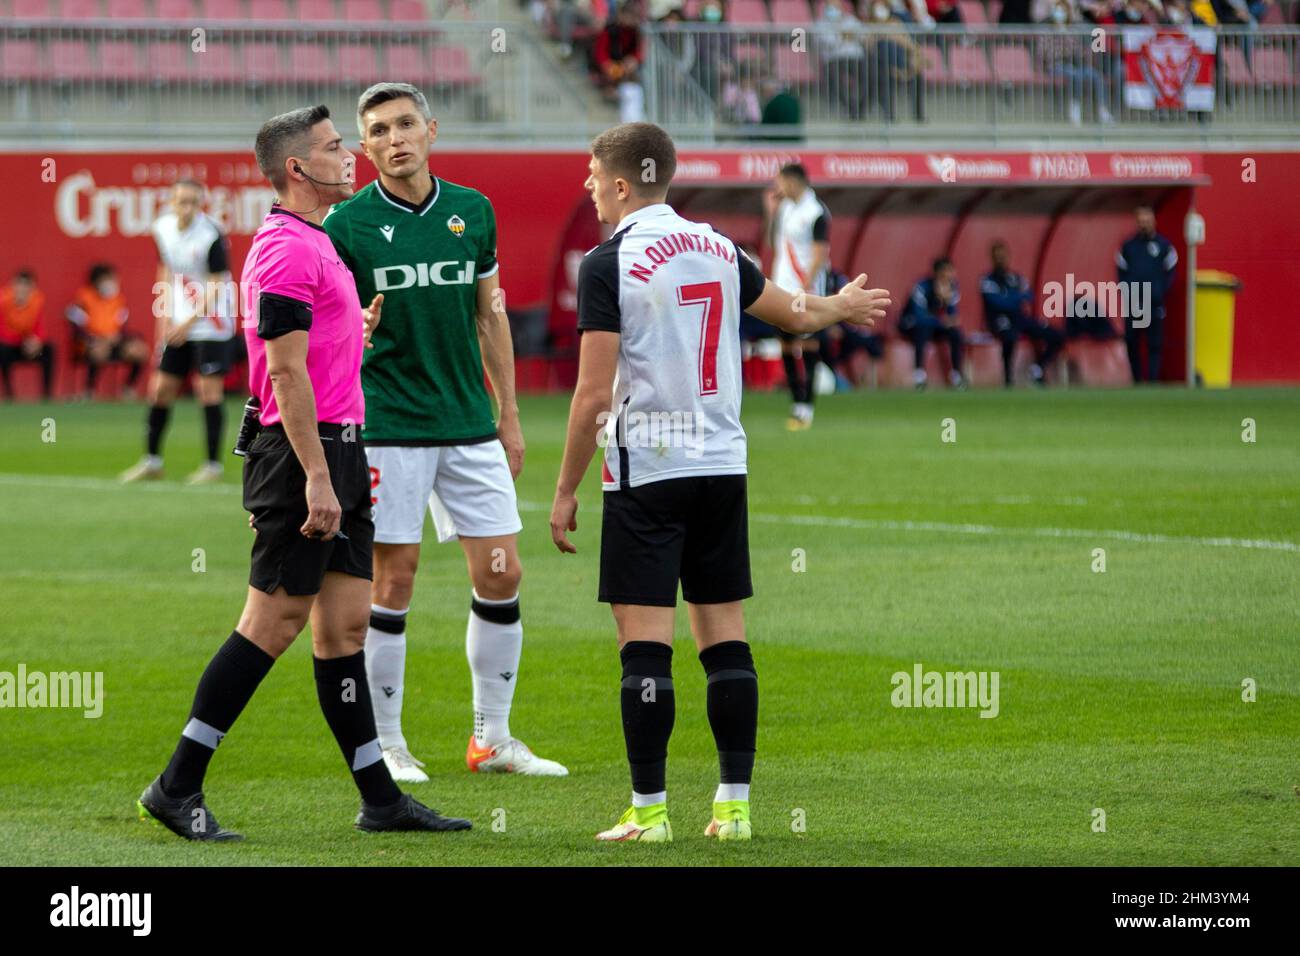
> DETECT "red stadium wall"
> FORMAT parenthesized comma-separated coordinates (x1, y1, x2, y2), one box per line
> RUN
(2, 148, 1296, 395)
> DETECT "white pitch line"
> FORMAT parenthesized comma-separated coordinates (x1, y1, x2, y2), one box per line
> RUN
(1, 473, 1294, 555)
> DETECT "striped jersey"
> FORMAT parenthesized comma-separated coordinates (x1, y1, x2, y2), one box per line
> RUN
(577, 203, 767, 491)
(151, 210, 234, 342)
(771, 186, 831, 296)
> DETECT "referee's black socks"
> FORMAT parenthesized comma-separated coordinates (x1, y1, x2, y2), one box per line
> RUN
(314, 650, 402, 807)
(699, 641, 758, 787)
(620, 642, 675, 799)
(160, 630, 274, 798)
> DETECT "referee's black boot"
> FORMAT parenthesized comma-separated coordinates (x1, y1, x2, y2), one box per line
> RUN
(355, 793, 472, 833)
(137, 775, 244, 842)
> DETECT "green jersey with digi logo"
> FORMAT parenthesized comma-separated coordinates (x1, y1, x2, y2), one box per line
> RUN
(324, 175, 499, 445)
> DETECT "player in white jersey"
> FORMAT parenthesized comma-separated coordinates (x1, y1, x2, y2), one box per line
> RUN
(765, 162, 832, 431)
(549, 123, 890, 843)
(120, 179, 236, 485)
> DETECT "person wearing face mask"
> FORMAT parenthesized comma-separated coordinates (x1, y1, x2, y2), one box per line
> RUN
(66, 262, 148, 401)
(817, 0, 868, 121)
(866, 1, 924, 123)
(692, 0, 734, 100)
(1040, 0, 1114, 127)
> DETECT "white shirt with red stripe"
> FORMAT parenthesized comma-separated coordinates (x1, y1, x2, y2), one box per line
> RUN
(771, 186, 831, 296)
(576, 203, 767, 491)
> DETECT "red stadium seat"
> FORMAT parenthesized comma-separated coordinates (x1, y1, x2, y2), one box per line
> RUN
(197, 0, 247, 19)
(769, 0, 810, 22)
(155, 0, 196, 18)
(987, 0, 1001, 18)
(431, 44, 477, 85)
(0, 40, 43, 81)
(384, 43, 435, 85)
(775, 45, 816, 85)
(1251, 47, 1297, 86)
(62, 0, 105, 18)
(390, 0, 427, 20)
(289, 42, 335, 84)
(106, 0, 150, 17)
(991, 44, 1044, 85)
(948, 44, 992, 85)
(338, 42, 380, 83)
(728, 0, 770, 23)
(247, 0, 292, 17)
(342, 0, 384, 20)
(297, 0, 339, 21)
(918, 44, 948, 83)
(98, 40, 148, 81)
(243, 42, 289, 83)
(11, 0, 55, 16)
(1221, 46, 1252, 85)
(50, 40, 97, 82)
(146, 40, 191, 82)
(958, 0, 987, 24)
(1261, 3, 1283, 24)
(193, 43, 241, 82)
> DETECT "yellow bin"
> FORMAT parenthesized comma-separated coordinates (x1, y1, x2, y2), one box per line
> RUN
(1193, 270, 1240, 389)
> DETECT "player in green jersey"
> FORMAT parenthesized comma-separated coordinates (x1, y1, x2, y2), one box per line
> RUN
(325, 83, 567, 780)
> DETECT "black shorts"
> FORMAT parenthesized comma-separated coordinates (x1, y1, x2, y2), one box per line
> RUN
(242, 423, 375, 596)
(159, 339, 233, 378)
(599, 474, 752, 607)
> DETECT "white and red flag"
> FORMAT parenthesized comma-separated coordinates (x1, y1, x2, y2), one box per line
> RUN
(1124, 27, 1217, 112)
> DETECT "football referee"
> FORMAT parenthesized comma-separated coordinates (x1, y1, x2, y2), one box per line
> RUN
(138, 106, 470, 840)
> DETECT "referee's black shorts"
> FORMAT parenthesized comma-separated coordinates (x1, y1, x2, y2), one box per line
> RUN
(242, 422, 374, 596)
(599, 474, 752, 607)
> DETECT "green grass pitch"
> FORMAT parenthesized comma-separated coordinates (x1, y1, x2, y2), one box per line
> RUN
(1, 387, 1297, 866)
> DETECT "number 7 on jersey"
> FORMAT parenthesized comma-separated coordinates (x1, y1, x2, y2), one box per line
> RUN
(676, 281, 723, 396)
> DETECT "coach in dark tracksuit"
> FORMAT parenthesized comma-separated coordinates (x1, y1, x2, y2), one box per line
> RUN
(899, 257, 964, 389)
(980, 240, 1063, 386)
(1116, 205, 1178, 384)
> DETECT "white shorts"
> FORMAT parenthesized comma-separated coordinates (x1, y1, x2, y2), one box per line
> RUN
(366, 442, 523, 545)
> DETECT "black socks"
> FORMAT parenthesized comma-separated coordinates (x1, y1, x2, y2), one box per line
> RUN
(202, 402, 223, 463)
(700, 641, 759, 786)
(619, 642, 675, 797)
(161, 631, 275, 797)
(147, 405, 169, 457)
(314, 650, 402, 808)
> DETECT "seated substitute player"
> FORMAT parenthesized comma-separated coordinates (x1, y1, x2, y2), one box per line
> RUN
(898, 257, 964, 390)
(138, 105, 470, 840)
(121, 179, 237, 484)
(980, 240, 1063, 387)
(66, 263, 148, 400)
(549, 123, 890, 842)
(0, 269, 55, 401)
(324, 82, 565, 781)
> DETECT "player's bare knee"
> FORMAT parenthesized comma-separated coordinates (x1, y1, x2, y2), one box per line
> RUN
(474, 562, 521, 600)
(313, 624, 366, 659)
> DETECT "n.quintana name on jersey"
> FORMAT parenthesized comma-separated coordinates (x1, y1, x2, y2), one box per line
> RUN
(628, 232, 736, 283)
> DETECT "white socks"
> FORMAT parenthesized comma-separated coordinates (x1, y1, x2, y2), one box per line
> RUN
(633, 790, 667, 808)
(466, 590, 523, 748)
(715, 783, 750, 803)
(364, 604, 408, 751)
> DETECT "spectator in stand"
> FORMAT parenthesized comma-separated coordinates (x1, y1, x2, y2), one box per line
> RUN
(1211, 0, 1254, 23)
(1188, 0, 1219, 22)
(66, 263, 147, 401)
(980, 241, 1063, 387)
(1116, 205, 1178, 383)
(889, 0, 938, 25)
(926, 0, 965, 23)
(1042, 1, 1115, 126)
(720, 63, 764, 127)
(592, 3, 643, 111)
(548, 0, 596, 60)
(659, 6, 698, 78)
(899, 257, 965, 390)
(866, 1, 925, 122)
(817, 0, 869, 121)
(759, 78, 803, 141)
(693, 0, 734, 100)
(1162, 0, 1194, 21)
(0, 269, 55, 401)
(998, 0, 1036, 22)
(1078, 0, 1122, 23)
